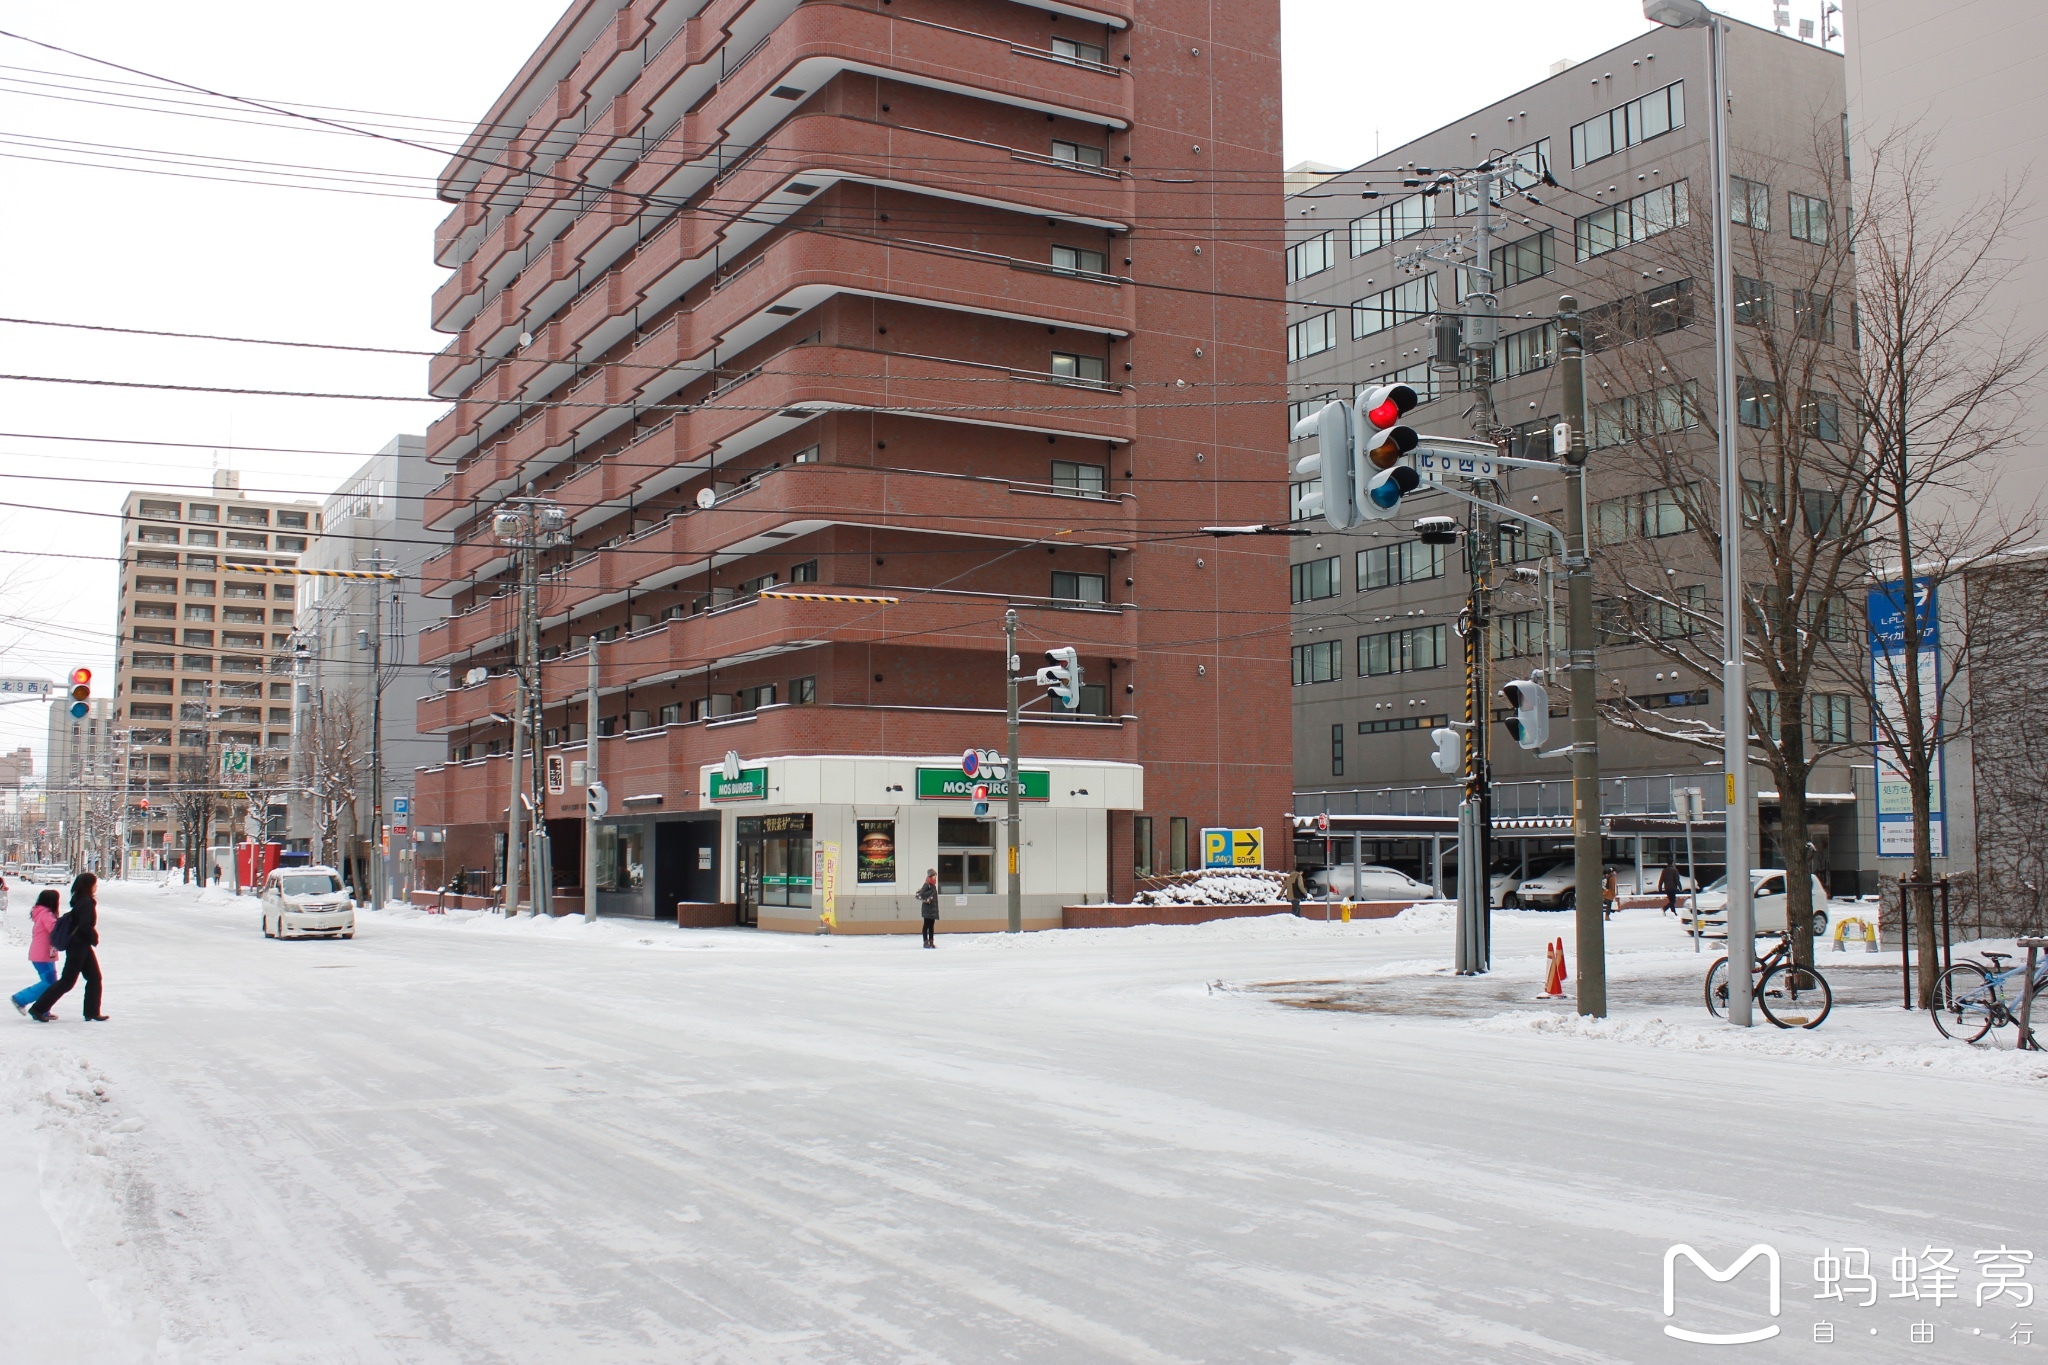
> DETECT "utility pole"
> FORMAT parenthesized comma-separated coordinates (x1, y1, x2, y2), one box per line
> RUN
(505, 702, 525, 915)
(584, 638, 598, 923)
(368, 560, 387, 912)
(1558, 296, 1607, 1017)
(1004, 608, 1022, 934)
(1646, 0, 1753, 1027)
(493, 494, 567, 916)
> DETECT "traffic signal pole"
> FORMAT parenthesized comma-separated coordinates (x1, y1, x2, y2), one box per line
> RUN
(1004, 608, 1022, 934)
(1559, 297, 1607, 1016)
(584, 638, 599, 923)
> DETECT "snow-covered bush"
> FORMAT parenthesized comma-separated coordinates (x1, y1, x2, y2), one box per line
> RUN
(1132, 868, 1288, 906)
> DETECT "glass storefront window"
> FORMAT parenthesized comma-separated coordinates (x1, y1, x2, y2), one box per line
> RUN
(737, 813, 813, 909)
(594, 824, 646, 892)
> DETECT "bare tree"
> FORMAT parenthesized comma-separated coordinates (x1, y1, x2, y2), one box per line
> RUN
(172, 747, 216, 884)
(1831, 131, 2044, 996)
(1587, 121, 1871, 967)
(305, 692, 363, 869)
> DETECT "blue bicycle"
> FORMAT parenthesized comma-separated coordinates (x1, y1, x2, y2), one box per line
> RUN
(1928, 951, 2044, 1047)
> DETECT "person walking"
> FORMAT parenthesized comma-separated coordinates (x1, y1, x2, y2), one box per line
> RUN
(1601, 866, 1620, 921)
(1658, 862, 1682, 916)
(916, 869, 939, 948)
(31, 872, 105, 1023)
(11, 889, 59, 1014)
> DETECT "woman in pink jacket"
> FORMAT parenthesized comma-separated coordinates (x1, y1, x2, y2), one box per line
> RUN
(12, 889, 60, 1013)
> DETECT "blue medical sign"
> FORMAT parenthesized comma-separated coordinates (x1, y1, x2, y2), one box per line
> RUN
(1867, 578, 1945, 858)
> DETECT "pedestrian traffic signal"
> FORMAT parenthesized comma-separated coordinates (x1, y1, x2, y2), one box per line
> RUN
(1501, 672, 1550, 750)
(1290, 399, 1361, 530)
(67, 667, 91, 719)
(1035, 647, 1082, 709)
(1429, 727, 1463, 775)
(586, 781, 609, 819)
(971, 782, 991, 818)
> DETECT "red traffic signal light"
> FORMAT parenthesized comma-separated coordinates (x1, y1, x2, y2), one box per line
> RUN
(1362, 383, 1417, 431)
(67, 666, 92, 718)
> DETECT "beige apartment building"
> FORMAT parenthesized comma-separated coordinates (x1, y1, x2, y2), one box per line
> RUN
(115, 472, 322, 869)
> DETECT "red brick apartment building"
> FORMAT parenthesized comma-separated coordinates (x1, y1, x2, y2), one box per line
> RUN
(412, 0, 1288, 927)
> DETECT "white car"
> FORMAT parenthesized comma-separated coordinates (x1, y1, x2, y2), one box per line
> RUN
(1507, 861, 1626, 910)
(261, 866, 356, 940)
(1680, 870, 1831, 939)
(1308, 864, 1436, 901)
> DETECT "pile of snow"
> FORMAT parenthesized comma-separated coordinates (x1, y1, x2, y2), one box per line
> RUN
(1132, 868, 1287, 906)
(1474, 1008, 2048, 1079)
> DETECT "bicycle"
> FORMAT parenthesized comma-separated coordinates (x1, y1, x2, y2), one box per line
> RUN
(1705, 933, 1833, 1029)
(1928, 950, 2044, 1047)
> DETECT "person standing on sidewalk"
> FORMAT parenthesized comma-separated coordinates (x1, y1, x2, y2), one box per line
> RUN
(917, 869, 939, 948)
(31, 872, 105, 1023)
(11, 889, 59, 1014)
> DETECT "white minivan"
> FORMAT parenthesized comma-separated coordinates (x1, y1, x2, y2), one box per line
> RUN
(1680, 870, 1831, 939)
(261, 866, 356, 939)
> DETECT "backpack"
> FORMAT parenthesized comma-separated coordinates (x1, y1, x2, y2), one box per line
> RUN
(49, 911, 74, 954)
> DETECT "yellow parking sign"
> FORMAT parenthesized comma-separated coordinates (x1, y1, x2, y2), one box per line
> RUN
(1201, 827, 1265, 869)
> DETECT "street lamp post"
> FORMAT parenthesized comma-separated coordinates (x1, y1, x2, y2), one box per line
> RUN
(1644, 0, 1754, 1025)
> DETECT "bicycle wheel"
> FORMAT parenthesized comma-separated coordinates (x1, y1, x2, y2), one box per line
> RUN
(1705, 957, 1730, 1018)
(1928, 962, 1994, 1043)
(1758, 962, 1832, 1029)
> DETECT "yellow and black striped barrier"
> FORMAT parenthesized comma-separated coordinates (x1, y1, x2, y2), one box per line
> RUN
(758, 590, 899, 604)
(219, 564, 401, 580)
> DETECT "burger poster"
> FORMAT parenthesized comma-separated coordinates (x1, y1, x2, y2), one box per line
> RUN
(856, 819, 896, 884)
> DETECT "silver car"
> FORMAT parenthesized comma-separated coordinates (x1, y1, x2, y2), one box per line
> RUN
(261, 866, 357, 940)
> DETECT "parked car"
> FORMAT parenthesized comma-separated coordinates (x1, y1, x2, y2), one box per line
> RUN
(26, 863, 72, 886)
(1505, 861, 1622, 910)
(261, 865, 356, 940)
(1307, 864, 1437, 901)
(1679, 870, 1831, 938)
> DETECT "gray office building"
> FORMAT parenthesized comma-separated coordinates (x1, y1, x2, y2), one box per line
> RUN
(289, 435, 448, 896)
(1285, 23, 1881, 898)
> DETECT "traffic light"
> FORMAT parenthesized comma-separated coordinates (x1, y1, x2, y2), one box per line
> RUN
(1429, 727, 1463, 775)
(1501, 672, 1551, 750)
(1290, 399, 1361, 530)
(1035, 647, 1082, 710)
(971, 782, 991, 818)
(1356, 384, 1421, 519)
(67, 667, 91, 719)
(586, 781, 609, 819)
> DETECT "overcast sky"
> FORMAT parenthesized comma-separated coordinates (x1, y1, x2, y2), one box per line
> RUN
(0, 0, 1825, 768)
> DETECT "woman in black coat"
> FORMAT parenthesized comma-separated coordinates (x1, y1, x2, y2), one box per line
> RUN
(31, 871, 106, 1022)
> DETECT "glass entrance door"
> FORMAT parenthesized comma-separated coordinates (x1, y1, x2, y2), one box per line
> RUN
(736, 839, 762, 926)
(734, 813, 812, 925)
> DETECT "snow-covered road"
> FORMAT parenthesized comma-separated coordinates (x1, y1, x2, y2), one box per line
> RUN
(2, 882, 2042, 1363)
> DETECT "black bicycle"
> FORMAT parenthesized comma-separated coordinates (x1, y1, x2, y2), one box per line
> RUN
(1928, 950, 2043, 1047)
(1705, 933, 1832, 1029)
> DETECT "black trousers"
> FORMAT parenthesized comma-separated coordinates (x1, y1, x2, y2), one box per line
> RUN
(35, 946, 101, 1018)
(921, 916, 936, 946)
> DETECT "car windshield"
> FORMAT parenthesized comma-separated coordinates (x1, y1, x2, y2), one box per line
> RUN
(280, 874, 343, 897)
(1701, 876, 1729, 894)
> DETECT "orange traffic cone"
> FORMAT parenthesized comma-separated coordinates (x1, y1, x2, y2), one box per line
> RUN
(1542, 937, 1567, 997)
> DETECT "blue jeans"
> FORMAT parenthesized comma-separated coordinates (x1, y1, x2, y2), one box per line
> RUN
(12, 961, 55, 1008)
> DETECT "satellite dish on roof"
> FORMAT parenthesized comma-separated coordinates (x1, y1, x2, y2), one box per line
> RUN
(696, 488, 716, 510)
